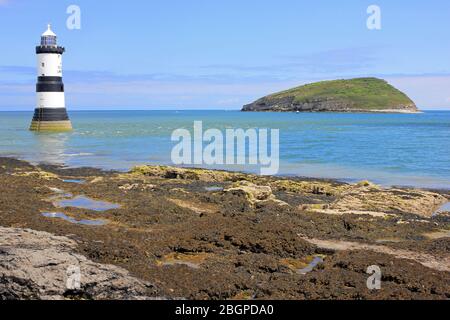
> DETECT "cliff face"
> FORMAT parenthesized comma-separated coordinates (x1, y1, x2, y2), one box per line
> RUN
(242, 78, 419, 113)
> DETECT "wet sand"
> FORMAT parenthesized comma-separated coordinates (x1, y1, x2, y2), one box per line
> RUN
(0, 157, 449, 300)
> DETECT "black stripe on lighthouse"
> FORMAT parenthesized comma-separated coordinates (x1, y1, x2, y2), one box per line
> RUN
(36, 77, 64, 92)
(32, 108, 70, 121)
(36, 46, 65, 54)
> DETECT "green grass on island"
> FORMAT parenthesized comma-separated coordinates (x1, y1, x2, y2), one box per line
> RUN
(243, 77, 418, 112)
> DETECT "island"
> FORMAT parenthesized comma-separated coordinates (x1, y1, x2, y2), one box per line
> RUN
(242, 77, 419, 113)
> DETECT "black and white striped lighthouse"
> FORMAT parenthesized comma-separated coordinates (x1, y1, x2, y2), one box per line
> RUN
(30, 24, 72, 131)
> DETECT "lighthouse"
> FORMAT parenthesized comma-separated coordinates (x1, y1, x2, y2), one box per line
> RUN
(30, 24, 72, 131)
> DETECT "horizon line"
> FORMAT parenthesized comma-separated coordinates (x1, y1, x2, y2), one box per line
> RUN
(1, 108, 450, 112)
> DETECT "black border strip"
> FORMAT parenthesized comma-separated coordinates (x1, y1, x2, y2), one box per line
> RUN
(0, 300, 441, 319)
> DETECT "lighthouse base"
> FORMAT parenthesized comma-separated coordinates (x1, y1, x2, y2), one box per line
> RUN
(29, 107, 72, 132)
(30, 120, 73, 132)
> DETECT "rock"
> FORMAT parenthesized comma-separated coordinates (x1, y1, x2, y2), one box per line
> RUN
(271, 179, 349, 196)
(355, 180, 380, 189)
(224, 181, 274, 207)
(119, 183, 140, 191)
(12, 170, 59, 180)
(129, 165, 245, 182)
(307, 185, 448, 217)
(89, 177, 104, 183)
(0, 227, 159, 300)
(119, 183, 155, 192)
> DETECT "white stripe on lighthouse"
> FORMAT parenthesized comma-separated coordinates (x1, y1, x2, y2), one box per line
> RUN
(36, 92, 65, 109)
(37, 53, 63, 77)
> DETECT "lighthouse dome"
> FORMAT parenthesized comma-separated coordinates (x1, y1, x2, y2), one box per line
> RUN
(41, 24, 57, 46)
(42, 24, 56, 37)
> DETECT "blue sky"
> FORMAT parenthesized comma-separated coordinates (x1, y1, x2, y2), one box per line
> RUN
(1, 0, 449, 110)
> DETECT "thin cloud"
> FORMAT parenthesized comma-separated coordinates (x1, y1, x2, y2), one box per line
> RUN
(1, 64, 449, 110)
(201, 47, 379, 75)
(0, 66, 34, 74)
(0, 65, 295, 84)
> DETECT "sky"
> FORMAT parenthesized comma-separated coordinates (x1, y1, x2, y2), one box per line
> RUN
(0, 0, 449, 110)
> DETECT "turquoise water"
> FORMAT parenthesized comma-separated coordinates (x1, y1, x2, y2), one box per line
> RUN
(0, 110, 449, 189)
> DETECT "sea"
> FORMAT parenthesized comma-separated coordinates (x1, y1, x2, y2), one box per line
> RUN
(0, 110, 449, 189)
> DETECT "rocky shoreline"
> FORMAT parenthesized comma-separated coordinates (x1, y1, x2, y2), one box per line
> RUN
(0, 157, 449, 300)
(242, 96, 419, 113)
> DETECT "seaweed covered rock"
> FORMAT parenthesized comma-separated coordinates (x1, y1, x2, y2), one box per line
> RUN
(129, 165, 246, 182)
(223, 181, 276, 207)
(306, 183, 448, 217)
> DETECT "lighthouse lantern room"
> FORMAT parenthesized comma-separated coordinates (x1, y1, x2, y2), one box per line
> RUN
(30, 24, 72, 131)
